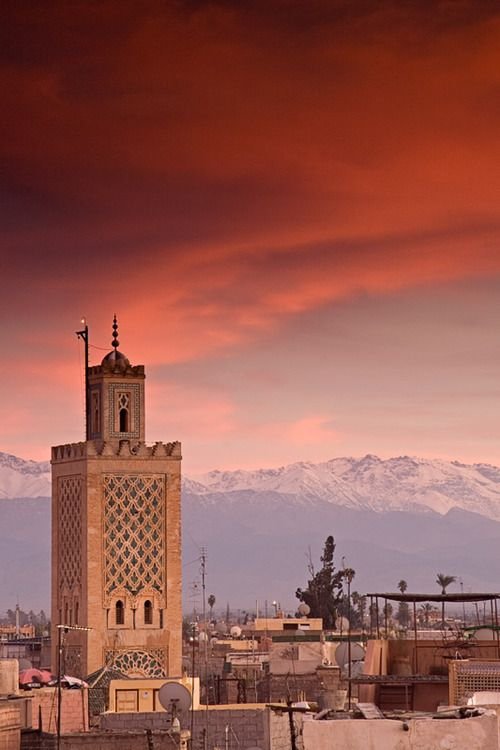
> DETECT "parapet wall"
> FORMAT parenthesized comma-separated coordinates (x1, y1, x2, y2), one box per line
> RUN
(51, 440, 181, 462)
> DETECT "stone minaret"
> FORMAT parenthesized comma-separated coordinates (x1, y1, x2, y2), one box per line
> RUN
(51, 317, 182, 678)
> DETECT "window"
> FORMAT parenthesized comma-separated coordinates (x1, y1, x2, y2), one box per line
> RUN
(75, 602, 79, 625)
(91, 390, 100, 434)
(115, 600, 124, 625)
(144, 600, 153, 625)
(117, 392, 130, 433)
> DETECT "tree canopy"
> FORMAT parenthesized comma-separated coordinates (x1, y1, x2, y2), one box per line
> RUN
(295, 535, 347, 629)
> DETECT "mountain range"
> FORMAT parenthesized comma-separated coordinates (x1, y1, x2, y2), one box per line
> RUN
(2, 451, 500, 612)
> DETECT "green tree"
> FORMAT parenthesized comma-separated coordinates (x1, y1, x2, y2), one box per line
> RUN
(436, 573, 456, 625)
(295, 536, 346, 629)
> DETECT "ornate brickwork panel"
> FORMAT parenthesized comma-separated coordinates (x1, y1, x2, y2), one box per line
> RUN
(103, 474, 165, 604)
(104, 648, 166, 677)
(108, 383, 141, 438)
(58, 475, 82, 596)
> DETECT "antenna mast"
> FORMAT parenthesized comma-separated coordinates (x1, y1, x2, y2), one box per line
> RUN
(75, 318, 89, 440)
(200, 547, 209, 750)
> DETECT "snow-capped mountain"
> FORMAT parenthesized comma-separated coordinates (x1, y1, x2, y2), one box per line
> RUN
(4, 450, 500, 521)
(4, 450, 500, 609)
(0, 452, 51, 499)
(187, 454, 500, 520)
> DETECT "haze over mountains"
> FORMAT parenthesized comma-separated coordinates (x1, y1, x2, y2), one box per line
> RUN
(2, 451, 500, 612)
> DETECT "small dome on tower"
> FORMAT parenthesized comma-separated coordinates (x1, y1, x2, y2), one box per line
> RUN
(101, 315, 130, 372)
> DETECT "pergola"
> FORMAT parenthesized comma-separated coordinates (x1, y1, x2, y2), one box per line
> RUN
(367, 592, 500, 670)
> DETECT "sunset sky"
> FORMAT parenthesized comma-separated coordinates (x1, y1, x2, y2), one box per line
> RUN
(2, 0, 500, 474)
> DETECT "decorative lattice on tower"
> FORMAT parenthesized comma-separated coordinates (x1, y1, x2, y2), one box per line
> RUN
(58, 475, 82, 594)
(103, 473, 165, 605)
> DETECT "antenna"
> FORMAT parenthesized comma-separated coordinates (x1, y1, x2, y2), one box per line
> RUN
(75, 318, 89, 440)
(200, 547, 209, 749)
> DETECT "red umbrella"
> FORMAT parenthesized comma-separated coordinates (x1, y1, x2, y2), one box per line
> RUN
(19, 668, 54, 686)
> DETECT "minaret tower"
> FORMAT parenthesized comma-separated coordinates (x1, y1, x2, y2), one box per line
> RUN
(51, 317, 182, 678)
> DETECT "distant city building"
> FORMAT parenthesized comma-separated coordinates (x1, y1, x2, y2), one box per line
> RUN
(0, 624, 35, 640)
(51, 317, 182, 678)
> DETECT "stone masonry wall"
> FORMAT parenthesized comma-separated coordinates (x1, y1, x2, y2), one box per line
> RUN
(30, 690, 88, 735)
(102, 707, 271, 750)
(21, 729, 188, 750)
(0, 703, 21, 750)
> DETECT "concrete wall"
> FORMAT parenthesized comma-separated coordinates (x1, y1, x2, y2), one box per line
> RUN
(269, 710, 303, 750)
(301, 714, 499, 750)
(0, 661, 19, 697)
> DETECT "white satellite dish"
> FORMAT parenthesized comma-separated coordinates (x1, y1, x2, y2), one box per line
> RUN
(158, 682, 192, 713)
(334, 642, 365, 668)
(298, 603, 311, 617)
(230, 625, 242, 638)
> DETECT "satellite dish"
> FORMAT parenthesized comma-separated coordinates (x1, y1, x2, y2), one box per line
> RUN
(298, 603, 310, 617)
(230, 625, 242, 638)
(158, 682, 192, 713)
(335, 616, 350, 631)
(335, 642, 365, 668)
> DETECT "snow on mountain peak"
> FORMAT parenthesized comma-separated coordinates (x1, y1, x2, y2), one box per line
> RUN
(0, 451, 51, 499)
(188, 454, 500, 520)
(3, 448, 500, 522)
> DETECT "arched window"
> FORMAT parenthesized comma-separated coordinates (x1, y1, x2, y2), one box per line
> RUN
(119, 408, 129, 432)
(117, 392, 130, 433)
(115, 600, 124, 625)
(75, 602, 79, 625)
(144, 600, 153, 625)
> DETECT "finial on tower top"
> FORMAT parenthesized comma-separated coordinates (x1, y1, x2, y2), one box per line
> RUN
(100, 314, 130, 372)
(112, 314, 119, 349)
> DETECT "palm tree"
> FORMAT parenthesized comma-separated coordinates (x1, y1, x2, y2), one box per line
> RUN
(396, 580, 409, 628)
(208, 594, 216, 621)
(419, 603, 437, 626)
(436, 573, 456, 626)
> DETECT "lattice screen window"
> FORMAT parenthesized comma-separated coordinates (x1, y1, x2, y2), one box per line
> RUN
(105, 648, 166, 678)
(449, 659, 500, 705)
(104, 474, 165, 599)
(58, 475, 82, 595)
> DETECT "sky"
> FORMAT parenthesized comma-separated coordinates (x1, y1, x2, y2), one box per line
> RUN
(2, 0, 500, 474)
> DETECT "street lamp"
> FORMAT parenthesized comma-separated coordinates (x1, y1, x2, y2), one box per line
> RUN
(56, 624, 92, 750)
